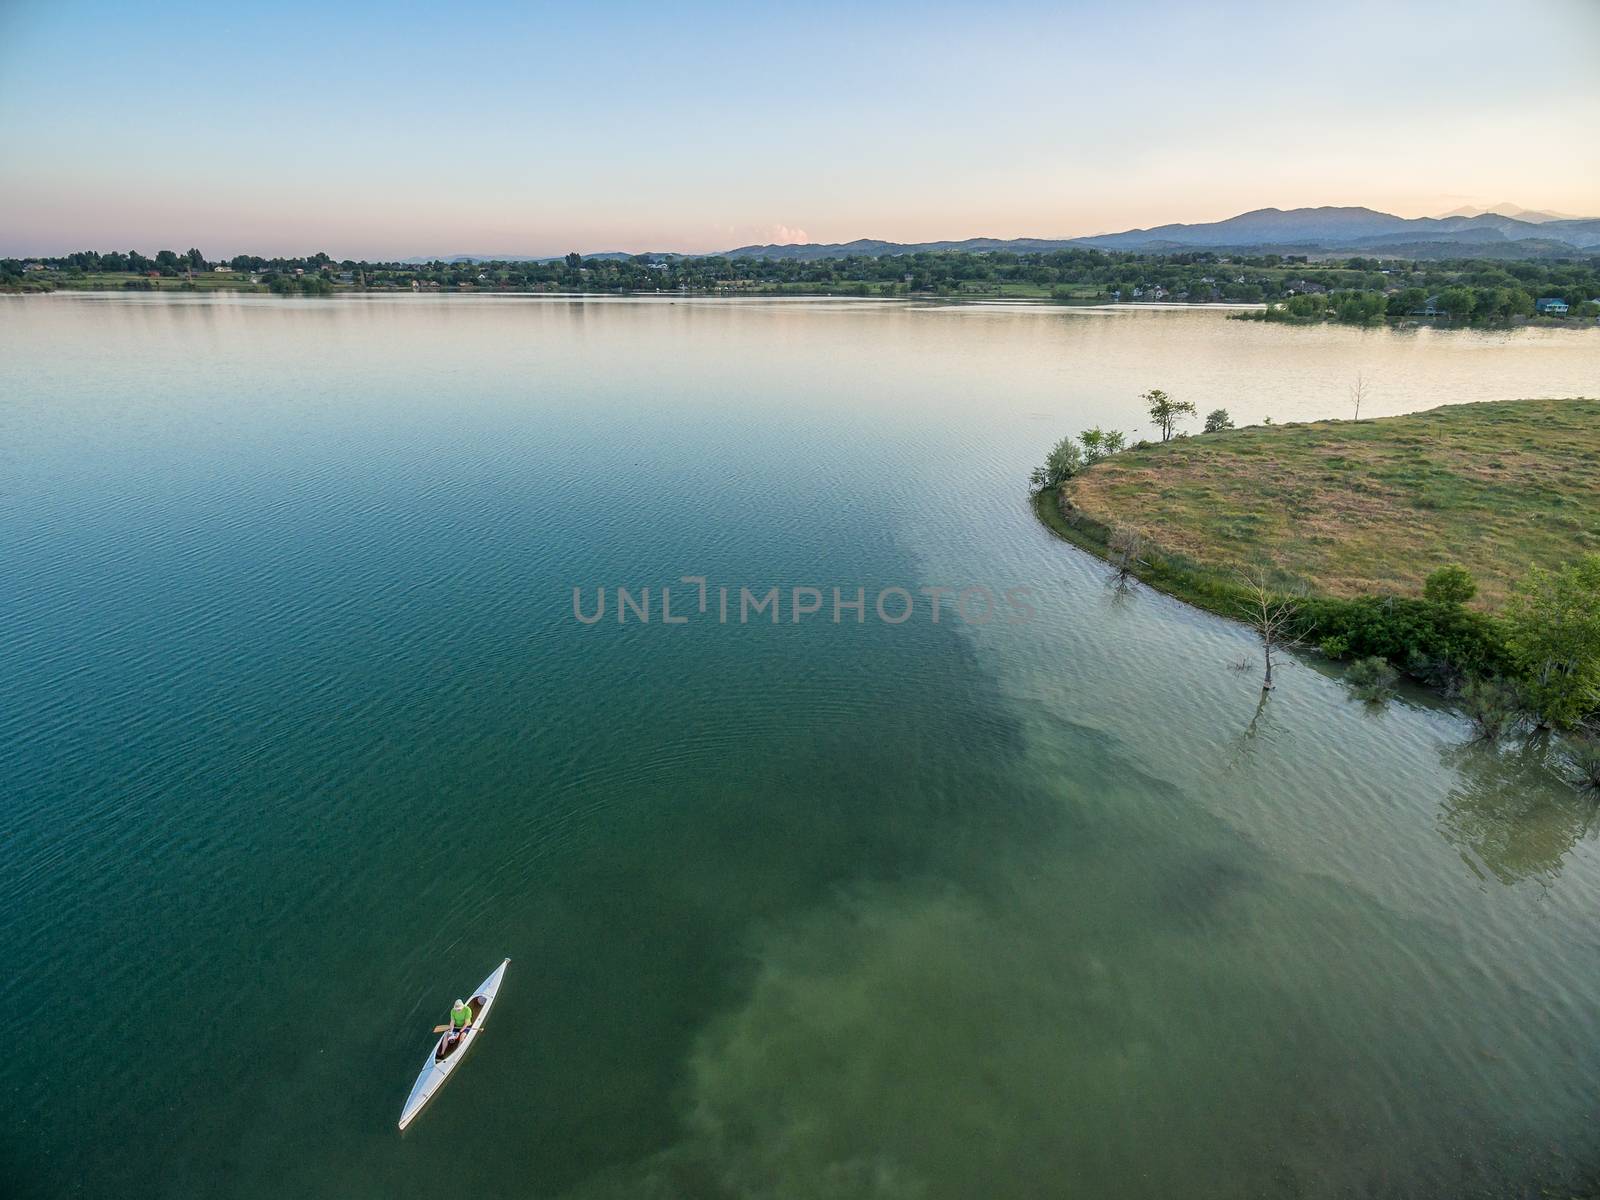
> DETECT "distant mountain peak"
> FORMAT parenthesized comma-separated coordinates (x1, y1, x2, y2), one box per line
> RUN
(1435, 202, 1579, 224)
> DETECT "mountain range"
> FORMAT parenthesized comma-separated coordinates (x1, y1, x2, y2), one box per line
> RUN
(719, 206, 1600, 262)
(410, 205, 1600, 265)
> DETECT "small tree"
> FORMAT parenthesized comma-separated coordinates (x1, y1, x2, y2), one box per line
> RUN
(1423, 564, 1477, 607)
(1203, 408, 1234, 433)
(1143, 389, 1196, 442)
(1350, 372, 1368, 421)
(1503, 555, 1600, 728)
(1079, 427, 1126, 465)
(1345, 655, 1399, 703)
(1236, 566, 1305, 692)
(1029, 435, 1083, 492)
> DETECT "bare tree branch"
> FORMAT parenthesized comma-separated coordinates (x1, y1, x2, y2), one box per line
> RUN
(1235, 564, 1309, 692)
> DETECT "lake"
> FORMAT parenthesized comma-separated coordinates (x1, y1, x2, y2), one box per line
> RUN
(3, 293, 1599, 1199)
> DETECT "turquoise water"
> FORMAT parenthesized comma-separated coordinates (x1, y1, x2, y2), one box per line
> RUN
(3, 294, 1599, 1198)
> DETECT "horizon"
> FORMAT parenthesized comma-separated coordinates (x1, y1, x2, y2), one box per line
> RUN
(2, 0, 1597, 259)
(9, 199, 1598, 265)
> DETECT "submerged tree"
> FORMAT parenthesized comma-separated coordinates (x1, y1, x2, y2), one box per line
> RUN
(1570, 728, 1600, 794)
(1144, 389, 1197, 441)
(1236, 566, 1306, 692)
(1344, 655, 1399, 703)
(1108, 525, 1145, 586)
(1460, 677, 1524, 743)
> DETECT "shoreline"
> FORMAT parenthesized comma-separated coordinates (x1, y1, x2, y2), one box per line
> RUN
(1028, 398, 1600, 737)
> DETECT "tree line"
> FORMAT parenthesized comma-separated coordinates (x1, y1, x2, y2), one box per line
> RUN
(7, 246, 1597, 314)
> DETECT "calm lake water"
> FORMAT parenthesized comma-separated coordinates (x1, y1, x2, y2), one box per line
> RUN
(3, 294, 1599, 1199)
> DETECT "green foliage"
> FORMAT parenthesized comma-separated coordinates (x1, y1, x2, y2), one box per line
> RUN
(1203, 409, 1234, 433)
(1423, 564, 1477, 607)
(1460, 677, 1524, 742)
(1292, 595, 1511, 685)
(1029, 436, 1084, 492)
(1143, 389, 1196, 441)
(1079, 427, 1126, 464)
(1344, 655, 1399, 702)
(1569, 733, 1600, 792)
(1502, 555, 1600, 728)
(1331, 290, 1387, 324)
(1435, 286, 1475, 319)
(1319, 634, 1350, 659)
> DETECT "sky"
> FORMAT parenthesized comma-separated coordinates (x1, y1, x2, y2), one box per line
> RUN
(1, 0, 1596, 259)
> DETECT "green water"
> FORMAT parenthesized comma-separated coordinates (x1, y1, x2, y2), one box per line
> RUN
(3, 294, 1598, 1199)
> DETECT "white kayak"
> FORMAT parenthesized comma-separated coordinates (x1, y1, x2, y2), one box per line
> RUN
(398, 958, 510, 1130)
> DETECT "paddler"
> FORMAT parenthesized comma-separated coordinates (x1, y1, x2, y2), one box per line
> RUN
(450, 998, 472, 1037)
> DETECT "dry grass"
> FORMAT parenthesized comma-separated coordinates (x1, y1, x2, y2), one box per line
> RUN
(1062, 398, 1600, 607)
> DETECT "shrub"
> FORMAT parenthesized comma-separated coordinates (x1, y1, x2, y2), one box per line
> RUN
(1204, 409, 1234, 433)
(1292, 594, 1511, 682)
(1345, 655, 1399, 702)
(1423, 564, 1477, 607)
(1570, 733, 1600, 793)
(1460, 677, 1524, 742)
(1319, 634, 1350, 660)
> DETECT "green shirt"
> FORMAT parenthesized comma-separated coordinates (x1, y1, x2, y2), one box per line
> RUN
(451, 1002, 471, 1030)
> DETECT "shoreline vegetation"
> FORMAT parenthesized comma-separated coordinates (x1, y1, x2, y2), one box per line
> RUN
(5, 247, 1597, 327)
(1030, 397, 1600, 783)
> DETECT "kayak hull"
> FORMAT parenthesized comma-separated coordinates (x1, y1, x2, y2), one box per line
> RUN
(398, 958, 510, 1130)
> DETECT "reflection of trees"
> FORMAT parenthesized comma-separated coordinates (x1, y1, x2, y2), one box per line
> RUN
(1438, 740, 1598, 886)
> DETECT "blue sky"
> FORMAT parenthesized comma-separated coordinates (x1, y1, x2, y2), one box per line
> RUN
(1, 0, 1596, 257)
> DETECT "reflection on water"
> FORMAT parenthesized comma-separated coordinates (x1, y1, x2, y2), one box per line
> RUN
(1439, 739, 1600, 887)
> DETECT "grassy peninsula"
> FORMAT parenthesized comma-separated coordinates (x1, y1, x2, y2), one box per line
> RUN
(1034, 397, 1600, 731)
(1052, 399, 1600, 605)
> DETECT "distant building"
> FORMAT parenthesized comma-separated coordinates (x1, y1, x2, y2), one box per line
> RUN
(23, 261, 46, 272)
(213, 264, 229, 272)
(1534, 297, 1569, 316)
(1412, 296, 1441, 317)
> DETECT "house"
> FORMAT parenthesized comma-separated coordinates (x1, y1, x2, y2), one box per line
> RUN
(337, 271, 354, 284)
(1534, 297, 1568, 316)
(213, 264, 230, 272)
(23, 261, 46, 272)
(1411, 295, 1441, 317)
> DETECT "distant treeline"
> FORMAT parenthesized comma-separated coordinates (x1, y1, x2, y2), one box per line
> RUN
(5, 246, 1599, 317)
